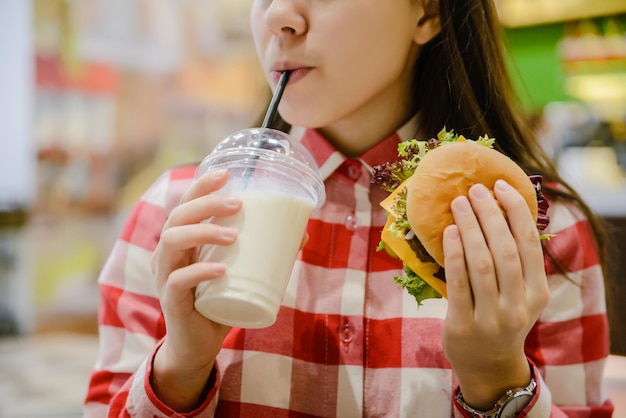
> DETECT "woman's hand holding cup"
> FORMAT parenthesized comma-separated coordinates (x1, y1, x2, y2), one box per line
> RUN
(149, 169, 240, 412)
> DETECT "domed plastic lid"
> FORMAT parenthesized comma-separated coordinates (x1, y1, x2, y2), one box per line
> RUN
(197, 128, 326, 208)
(217, 128, 317, 168)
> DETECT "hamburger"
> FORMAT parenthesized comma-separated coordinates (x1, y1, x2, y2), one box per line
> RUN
(372, 128, 551, 305)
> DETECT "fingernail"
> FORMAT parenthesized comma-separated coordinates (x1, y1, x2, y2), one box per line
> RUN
(219, 227, 237, 239)
(445, 225, 459, 240)
(223, 196, 241, 207)
(452, 196, 471, 213)
(209, 169, 228, 179)
(213, 263, 227, 274)
(495, 179, 513, 192)
(470, 183, 490, 199)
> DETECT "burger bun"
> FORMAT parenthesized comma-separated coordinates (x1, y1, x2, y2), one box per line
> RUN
(405, 141, 538, 267)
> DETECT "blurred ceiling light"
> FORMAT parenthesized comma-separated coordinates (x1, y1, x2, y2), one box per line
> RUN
(566, 73, 626, 101)
(565, 73, 626, 120)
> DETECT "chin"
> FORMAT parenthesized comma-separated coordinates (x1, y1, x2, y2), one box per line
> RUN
(278, 103, 341, 130)
(279, 110, 328, 130)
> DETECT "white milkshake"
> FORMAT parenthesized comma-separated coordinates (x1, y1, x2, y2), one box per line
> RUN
(195, 191, 315, 328)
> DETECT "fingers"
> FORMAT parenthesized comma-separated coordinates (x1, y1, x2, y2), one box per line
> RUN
(159, 223, 238, 253)
(466, 183, 525, 305)
(442, 224, 473, 324)
(450, 193, 499, 310)
(493, 180, 550, 309)
(167, 194, 242, 229)
(151, 169, 242, 288)
(180, 169, 229, 204)
(152, 222, 237, 290)
(167, 170, 241, 228)
(449, 181, 547, 312)
(161, 169, 242, 251)
(161, 262, 227, 315)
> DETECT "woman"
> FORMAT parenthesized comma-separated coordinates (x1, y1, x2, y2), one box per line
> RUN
(84, 0, 614, 416)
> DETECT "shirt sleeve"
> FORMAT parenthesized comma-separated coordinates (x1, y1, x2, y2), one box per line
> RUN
(454, 200, 614, 418)
(83, 166, 221, 417)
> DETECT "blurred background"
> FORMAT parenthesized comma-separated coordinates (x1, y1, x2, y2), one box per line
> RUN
(0, 0, 625, 417)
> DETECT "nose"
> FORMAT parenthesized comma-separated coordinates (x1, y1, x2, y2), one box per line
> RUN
(265, 0, 307, 38)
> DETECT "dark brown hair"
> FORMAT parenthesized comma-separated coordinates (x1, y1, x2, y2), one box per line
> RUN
(413, 0, 607, 269)
(261, 0, 607, 271)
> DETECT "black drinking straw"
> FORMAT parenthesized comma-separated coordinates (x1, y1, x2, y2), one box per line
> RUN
(243, 71, 291, 185)
(262, 70, 291, 129)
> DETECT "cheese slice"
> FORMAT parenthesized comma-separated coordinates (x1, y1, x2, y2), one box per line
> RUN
(381, 202, 448, 299)
(380, 178, 411, 215)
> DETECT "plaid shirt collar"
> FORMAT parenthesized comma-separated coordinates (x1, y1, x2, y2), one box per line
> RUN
(291, 115, 420, 181)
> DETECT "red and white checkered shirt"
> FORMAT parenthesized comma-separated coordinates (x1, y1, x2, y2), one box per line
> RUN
(84, 124, 614, 417)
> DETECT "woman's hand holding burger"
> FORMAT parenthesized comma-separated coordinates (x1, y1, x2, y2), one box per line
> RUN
(442, 179, 550, 410)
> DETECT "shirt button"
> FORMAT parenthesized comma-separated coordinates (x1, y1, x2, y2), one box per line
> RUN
(345, 214, 358, 231)
(339, 323, 354, 344)
(347, 164, 361, 181)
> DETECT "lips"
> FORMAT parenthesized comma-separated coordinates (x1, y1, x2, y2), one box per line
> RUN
(270, 66, 312, 86)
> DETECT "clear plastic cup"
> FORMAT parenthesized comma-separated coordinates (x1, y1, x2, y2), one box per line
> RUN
(193, 128, 326, 328)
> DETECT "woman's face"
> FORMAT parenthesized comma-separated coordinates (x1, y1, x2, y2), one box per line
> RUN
(251, 0, 433, 133)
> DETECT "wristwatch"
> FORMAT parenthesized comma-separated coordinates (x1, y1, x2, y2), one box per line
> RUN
(455, 377, 536, 418)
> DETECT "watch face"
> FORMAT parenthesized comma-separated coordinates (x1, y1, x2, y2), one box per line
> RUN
(499, 393, 533, 418)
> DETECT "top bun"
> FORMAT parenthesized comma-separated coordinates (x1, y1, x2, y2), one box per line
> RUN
(405, 141, 538, 266)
